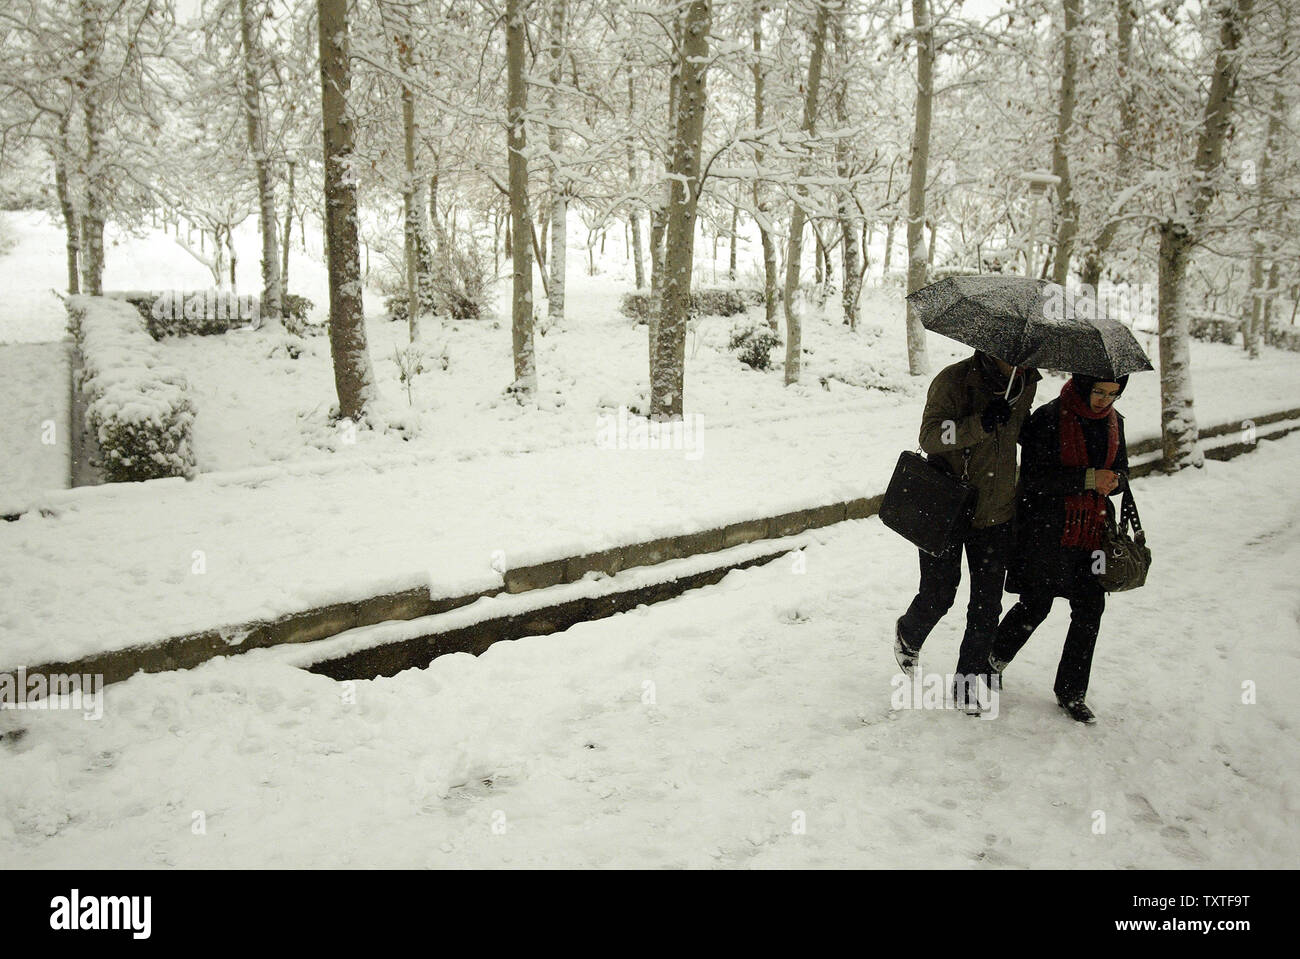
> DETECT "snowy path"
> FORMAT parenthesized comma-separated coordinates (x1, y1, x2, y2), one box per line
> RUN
(0, 342, 70, 500)
(2, 433, 1297, 868)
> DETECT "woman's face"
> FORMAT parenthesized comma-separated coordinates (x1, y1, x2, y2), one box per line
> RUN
(1090, 381, 1122, 413)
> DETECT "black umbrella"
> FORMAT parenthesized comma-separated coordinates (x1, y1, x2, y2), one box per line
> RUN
(906, 275, 1153, 392)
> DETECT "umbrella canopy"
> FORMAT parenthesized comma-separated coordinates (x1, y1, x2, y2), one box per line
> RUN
(906, 275, 1153, 380)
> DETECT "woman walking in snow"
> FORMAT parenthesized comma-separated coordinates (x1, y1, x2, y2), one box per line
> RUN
(989, 373, 1130, 724)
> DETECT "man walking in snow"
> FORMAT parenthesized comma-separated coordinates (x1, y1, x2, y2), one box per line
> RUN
(894, 351, 1039, 713)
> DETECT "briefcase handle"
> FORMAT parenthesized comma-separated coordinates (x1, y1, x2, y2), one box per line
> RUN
(920, 446, 972, 481)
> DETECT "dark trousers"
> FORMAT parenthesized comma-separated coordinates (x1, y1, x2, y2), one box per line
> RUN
(994, 583, 1105, 703)
(897, 521, 1012, 680)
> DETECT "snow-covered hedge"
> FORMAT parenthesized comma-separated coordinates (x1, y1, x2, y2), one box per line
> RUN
(931, 266, 981, 282)
(1265, 324, 1300, 352)
(1189, 311, 1240, 345)
(107, 289, 321, 337)
(107, 290, 256, 338)
(67, 295, 197, 482)
(620, 286, 768, 322)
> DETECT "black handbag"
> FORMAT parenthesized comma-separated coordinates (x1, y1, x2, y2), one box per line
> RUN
(879, 449, 978, 557)
(1095, 477, 1151, 592)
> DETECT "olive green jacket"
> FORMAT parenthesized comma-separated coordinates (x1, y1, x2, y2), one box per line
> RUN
(917, 353, 1040, 529)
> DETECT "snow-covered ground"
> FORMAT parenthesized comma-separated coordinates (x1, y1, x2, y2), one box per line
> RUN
(0, 342, 69, 499)
(2, 432, 1297, 868)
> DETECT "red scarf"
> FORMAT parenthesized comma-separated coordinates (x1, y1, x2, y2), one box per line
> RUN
(1058, 379, 1119, 549)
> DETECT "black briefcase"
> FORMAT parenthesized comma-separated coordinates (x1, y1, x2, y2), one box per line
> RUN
(879, 450, 977, 557)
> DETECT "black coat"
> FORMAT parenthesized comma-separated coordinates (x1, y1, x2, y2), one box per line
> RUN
(1007, 397, 1129, 597)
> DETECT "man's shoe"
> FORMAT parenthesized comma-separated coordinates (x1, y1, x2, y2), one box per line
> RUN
(952, 677, 988, 716)
(1057, 697, 1097, 724)
(894, 619, 920, 678)
(988, 652, 1009, 689)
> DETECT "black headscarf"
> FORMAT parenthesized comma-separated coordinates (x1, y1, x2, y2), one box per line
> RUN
(1071, 372, 1129, 400)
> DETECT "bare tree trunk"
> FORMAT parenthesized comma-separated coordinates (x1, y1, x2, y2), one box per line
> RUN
(651, 0, 710, 418)
(904, 0, 934, 375)
(629, 213, 645, 289)
(281, 158, 295, 300)
(883, 216, 896, 273)
(752, 1, 778, 328)
(833, 11, 860, 329)
(212, 225, 226, 288)
(648, 203, 666, 379)
(783, 1, 829, 386)
(648, 37, 681, 382)
(1157, 224, 1202, 470)
(1081, 0, 1137, 289)
(53, 115, 79, 295)
(507, 0, 537, 398)
(1050, 0, 1080, 287)
(390, 6, 423, 341)
(728, 203, 739, 281)
(841, 216, 860, 328)
(1158, 0, 1253, 471)
(318, 0, 377, 420)
(1246, 88, 1284, 359)
(547, 0, 568, 326)
(429, 165, 440, 245)
(228, 227, 238, 293)
(1263, 261, 1280, 339)
(78, 0, 105, 296)
(240, 0, 282, 328)
(625, 71, 646, 289)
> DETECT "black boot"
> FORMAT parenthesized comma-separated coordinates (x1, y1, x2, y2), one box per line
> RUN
(894, 618, 920, 678)
(1057, 697, 1096, 725)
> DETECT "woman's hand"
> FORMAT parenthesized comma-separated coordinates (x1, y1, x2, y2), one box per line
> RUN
(1095, 469, 1121, 495)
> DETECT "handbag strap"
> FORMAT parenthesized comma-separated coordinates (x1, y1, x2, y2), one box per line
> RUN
(1118, 474, 1145, 545)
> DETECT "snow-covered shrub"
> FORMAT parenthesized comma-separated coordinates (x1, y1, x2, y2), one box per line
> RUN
(283, 294, 322, 336)
(383, 280, 437, 325)
(431, 237, 492, 320)
(931, 266, 980, 282)
(109, 290, 256, 338)
(66, 295, 197, 482)
(697, 287, 762, 317)
(383, 240, 490, 323)
(1265, 324, 1300, 352)
(1189, 311, 1239, 345)
(620, 286, 769, 322)
(729, 321, 782, 370)
(619, 291, 654, 320)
